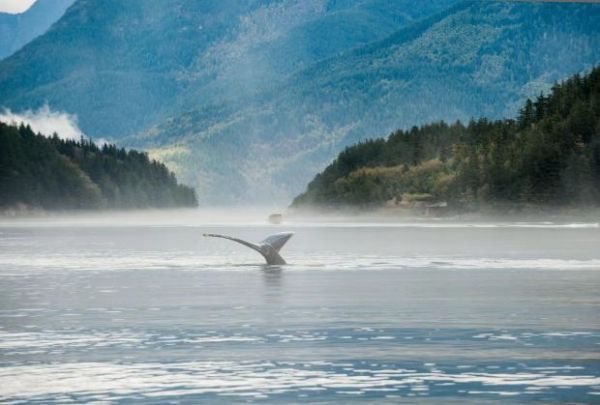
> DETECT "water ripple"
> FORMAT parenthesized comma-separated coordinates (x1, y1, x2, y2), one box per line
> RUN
(1, 361, 598, 403)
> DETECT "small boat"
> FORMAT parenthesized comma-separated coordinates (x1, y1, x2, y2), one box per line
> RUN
(268, 213, 283, 224)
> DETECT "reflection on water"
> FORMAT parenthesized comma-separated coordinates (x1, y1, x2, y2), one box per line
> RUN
(2, 360, 599, 402)
(0, 214, 599, 403)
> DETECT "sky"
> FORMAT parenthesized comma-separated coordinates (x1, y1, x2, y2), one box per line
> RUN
(0, 0, 36, 14)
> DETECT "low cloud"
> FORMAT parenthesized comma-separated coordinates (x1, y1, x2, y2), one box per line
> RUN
(0, 105, 85, 141)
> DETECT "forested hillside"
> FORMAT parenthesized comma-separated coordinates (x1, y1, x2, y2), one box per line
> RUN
(293, 67, 600, 210)
(1, 1, 598, 205)
(0, 123, 197, 210)
(0, 0, 455, 138)
(136, 1, 600, 204)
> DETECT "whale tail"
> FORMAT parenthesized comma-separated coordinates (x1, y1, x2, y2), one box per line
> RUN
(203, 232, 294, 265)
(260, 232, 294, 252)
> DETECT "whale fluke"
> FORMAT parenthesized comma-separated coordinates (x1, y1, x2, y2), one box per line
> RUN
(203, 232, 294, 265)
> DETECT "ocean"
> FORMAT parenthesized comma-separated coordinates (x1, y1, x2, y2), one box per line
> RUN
(1, 211, 599, 403)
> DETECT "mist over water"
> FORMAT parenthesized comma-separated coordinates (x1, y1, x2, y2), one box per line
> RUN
(1, 209, 599, 403)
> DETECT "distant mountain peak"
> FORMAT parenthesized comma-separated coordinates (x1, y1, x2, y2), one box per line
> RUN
(0, 0, 75, 59)
(0, 0, 598, 204)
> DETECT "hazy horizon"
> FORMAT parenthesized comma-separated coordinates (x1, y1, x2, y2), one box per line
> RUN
(1, 1, 599, 402)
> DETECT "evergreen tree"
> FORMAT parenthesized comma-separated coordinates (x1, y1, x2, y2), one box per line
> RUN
(293, 67, 600, 210)
(0, 124, 198, 210)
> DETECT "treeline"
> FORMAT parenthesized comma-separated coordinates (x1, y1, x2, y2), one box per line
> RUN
(293, 66, 600, 209)
(0, 123, 197, 210)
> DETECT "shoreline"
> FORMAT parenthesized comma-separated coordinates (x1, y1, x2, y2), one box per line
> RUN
(286, 204, 600, 224)
(1, 206, 599, 229)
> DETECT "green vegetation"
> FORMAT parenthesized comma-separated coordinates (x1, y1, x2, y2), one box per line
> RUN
(0, 123, 197, 210)
(293, 67, 600, 210)
(1, 1, 599, 204)
(137, 1, 600, 204)
(0, 0, 455, 138)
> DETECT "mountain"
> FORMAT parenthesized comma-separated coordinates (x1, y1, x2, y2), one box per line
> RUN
(292, 67, 600, 210)
(0, 0, 458, 139)
(136, 1, 600, 204)
(0, 122, 197, 210)
(2, 1, 599, 205)
(0, 0, 75, 59)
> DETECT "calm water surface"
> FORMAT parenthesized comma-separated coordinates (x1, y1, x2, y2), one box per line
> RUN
(0, 211, 599, 403)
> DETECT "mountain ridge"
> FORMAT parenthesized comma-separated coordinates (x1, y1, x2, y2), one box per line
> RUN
(292, 66, 600, 210)
(137, 0, 600, 204)
(0, 0, 458, 138)
(1, 1, 599, 205)
(0, 0, 75, 59)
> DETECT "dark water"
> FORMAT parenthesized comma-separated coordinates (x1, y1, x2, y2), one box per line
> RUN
(1, 212, 599, 403)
